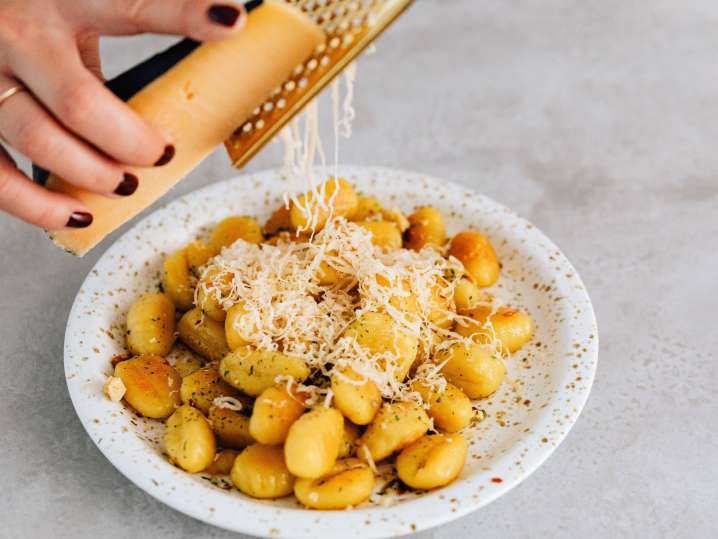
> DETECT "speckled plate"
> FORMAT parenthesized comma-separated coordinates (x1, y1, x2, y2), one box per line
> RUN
(64, 166, 598, 538)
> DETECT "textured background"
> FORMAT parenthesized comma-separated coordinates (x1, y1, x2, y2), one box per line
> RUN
(1, 0, 717, 537)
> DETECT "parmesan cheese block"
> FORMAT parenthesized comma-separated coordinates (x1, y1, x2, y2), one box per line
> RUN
(48, 1, 325, 256)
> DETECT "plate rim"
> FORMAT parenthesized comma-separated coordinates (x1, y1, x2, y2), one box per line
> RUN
(64, 165, 598, 538)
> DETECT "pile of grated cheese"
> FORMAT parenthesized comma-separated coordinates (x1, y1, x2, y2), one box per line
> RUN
(196, 217, 500, 408)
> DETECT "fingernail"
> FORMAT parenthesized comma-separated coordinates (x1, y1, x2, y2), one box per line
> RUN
(154, 145, 175, 167)
(67, 212, 93, 228)
(115, 173, 138, 196)
(208, 4, 241, 27)
(244, 0, 264, 12)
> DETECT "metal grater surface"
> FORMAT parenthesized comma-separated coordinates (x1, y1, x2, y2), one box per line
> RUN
(224, 0, 413, 168)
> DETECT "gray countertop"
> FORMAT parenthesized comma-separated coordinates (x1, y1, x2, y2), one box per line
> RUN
(2, 1, 716, 537)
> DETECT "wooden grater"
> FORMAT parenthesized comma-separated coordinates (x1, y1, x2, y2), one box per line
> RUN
(225, 0, 414, 168)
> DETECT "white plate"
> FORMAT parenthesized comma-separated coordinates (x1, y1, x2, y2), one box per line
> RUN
(64, 166, 598, 538)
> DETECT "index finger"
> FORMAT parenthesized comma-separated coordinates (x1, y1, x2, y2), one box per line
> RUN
(9, 40, 171, 167)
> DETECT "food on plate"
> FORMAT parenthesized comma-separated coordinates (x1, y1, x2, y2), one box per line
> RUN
(105, 178, 537, 509)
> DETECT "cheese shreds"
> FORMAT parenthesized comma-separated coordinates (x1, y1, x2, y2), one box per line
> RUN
(200, 218, 500, 405)
(103, 376, 126, 402)
(212, 396, 244, 411)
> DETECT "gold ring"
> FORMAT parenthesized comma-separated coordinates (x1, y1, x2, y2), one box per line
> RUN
(0, 85, 26, 109)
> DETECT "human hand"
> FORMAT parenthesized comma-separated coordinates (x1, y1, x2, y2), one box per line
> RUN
(0, 0, 250, 229)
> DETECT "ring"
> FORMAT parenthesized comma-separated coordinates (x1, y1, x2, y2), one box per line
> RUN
(0, 85, 26, 109)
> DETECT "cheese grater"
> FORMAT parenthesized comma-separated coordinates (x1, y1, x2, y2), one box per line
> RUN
(225, 0, 414, 168)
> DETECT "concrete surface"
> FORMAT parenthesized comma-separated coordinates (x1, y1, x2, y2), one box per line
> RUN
(1, 1, 716, 537)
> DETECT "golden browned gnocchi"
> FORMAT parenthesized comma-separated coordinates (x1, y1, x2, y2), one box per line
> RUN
(339, 421, 360, 458)
(169, 346, 204, 378)
(249, 385, 306, 445)
(180, 365, 241, 414)
(165, 404, 216, 473)
(195, 267, 232, 322)
(352, 195, 383, 221)
(357, 220, 403, 250)
(331, 368, 382, 425)
(114, 354, 181, 419)
(209, 215, 263, 251)
(231, 444, 295, 499)
(263, 205, 292, 236)
(162, 249, 195, 312)
(108, 179, 540, 508)
(357, 401, 430, 462)
(290, 178, 359, 231)
(344, 312, 419, 381)
(177, 307, 229, 362)
(411, 381, 473, 433)
(404, 206, 447, 251)
(294, 459, 375, 509)
(435, 341, 506, 398)
(448, 231, 500, 287)
(284, 407, 344, 478)
(453, 277, 487, 313)
(396, 434, 468, 490)
(126, 292, 175, 356)
(208, 406, 254, 449)
(185, 240, 217, 275)
(224, 301, 255, 350)
(486, 307, 535, 354)
(219, 346, 310, 397)
(457, 305, 535, 354)
(203, 448, 240, 475)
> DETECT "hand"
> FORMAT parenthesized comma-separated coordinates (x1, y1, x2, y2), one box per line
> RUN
(0, 0, 249, 229)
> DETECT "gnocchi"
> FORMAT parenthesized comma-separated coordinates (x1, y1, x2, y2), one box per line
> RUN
(357, 401, 430, 462)
(411, 381, 473, 433)
(249, 385, 306, 445)
(343, 312, 418, 381)
(180, 365, 240, 414)
(396, 434, 468, 490)
(435, 341, 507, 399)
(162, 248, 195, 311)
(114, 354, 181, 419)
(294, 459, 375, 509)
(290, 178, 359, 231)
(177, 307, 229, 362)
(209, 215, 263, 251)
(357, 220, 403, 250)
(231, 444, 295, 499)
(331, 367, 382, 425)
(220, 346, 310, 397)
(126, 292, 175, 356)
(106, 180, 539, 508)
(404, 206, 446, 251)
(208, 406, 254, 449)
(204, 448, 240, 475)
(284, 407, 344, 478)
(165, 404, 216, 473)
(456, 305, 535, 354)
(448, 231, 500, 287)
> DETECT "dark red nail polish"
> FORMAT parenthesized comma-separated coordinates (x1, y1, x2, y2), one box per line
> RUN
(208, 5, 241, 27)
(115, 173, 138, 196)
(154, 145, 175, 167)
(244, 0, 263, 12)
(67, 212, 93, 228)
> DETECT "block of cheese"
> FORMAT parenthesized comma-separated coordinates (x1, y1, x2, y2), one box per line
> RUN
(47, 0, 325, 256)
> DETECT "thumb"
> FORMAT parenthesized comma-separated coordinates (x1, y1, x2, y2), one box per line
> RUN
(78, 0, 260, 42)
